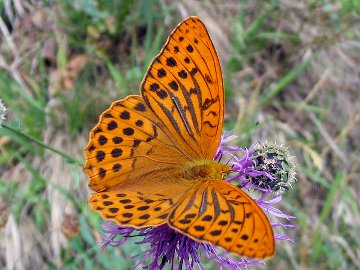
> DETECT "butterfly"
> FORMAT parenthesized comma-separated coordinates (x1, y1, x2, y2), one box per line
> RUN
(84, 16, 274, 259)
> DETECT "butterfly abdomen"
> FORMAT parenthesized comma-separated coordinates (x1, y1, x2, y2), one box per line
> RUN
(181, 160, 231, 180)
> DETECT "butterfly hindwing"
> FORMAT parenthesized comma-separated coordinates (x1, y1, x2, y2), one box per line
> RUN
(169, 180, 275, 259)
(89, 179, 192, 228)
(141, 17, 224, 159)
(89, 192, 172, 227)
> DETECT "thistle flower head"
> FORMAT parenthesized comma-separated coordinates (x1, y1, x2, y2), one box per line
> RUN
(96, 132, 296, 269)
(250, 141, 297, 195)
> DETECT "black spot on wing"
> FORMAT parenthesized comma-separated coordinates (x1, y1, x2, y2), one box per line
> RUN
(98, 135, 108, 145)
(134, 102, 146, 112)
(186, 45, 194, 53)
(111, 148, 122, 158)
(157, 68, 166, 78)
(93, 128, 102, 135)
(202, 215, 212, 221)
(96, 151, 105, 162)
(203, 120, 218, 128)
(166, 57, 177, 67)
(168, 81, 178, 91)
(107, 121, 117, 130)
(112, 163, 121, 172)
(112, 136, 123, 144)
(98, 168, 106, 178)
(120, 111, 130, 120)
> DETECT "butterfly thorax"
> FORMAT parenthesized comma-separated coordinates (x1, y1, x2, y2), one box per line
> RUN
(181, 160, 231, 180)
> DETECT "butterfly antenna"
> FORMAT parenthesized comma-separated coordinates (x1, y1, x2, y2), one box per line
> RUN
(241, 119, 261, 146)
(225, 155, 236, 166)
(217, 152, 223, 163)
(229, 163, 235, 173)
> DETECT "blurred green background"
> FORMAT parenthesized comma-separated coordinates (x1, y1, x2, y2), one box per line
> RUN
(0, 0, 359, 269)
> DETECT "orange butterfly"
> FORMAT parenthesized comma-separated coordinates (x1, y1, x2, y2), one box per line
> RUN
(84, 16, 274, 259)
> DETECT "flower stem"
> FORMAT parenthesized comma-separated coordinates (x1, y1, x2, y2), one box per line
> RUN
(2, 123, 83, 166)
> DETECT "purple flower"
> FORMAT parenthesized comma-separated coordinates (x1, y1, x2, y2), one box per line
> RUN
(98, 132, 296, 269)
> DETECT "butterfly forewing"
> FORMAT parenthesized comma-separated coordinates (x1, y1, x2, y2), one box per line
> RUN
(84, 95, 189, 192)
(141, 17, 224, 159)
(169, 180, 275, 258)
